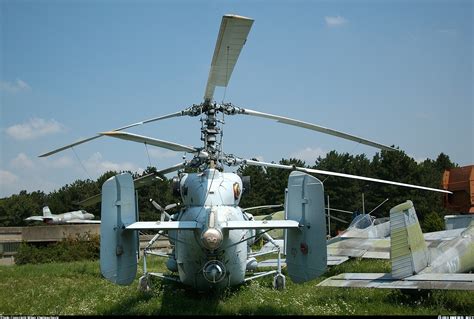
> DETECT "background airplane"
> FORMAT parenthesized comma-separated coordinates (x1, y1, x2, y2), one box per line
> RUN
(318, 200, 474, 290)
(24, 206, 99, 224)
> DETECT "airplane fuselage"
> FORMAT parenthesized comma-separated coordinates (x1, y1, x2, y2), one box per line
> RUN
(423, 224, 474, 274)
(44, 210, 95, 224)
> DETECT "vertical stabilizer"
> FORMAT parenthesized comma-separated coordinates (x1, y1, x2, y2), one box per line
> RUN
(390, 200, 429, 279)
(285, 171, 327, 283)
(100, 173, 138, 285)
(42, 206, 52, 217)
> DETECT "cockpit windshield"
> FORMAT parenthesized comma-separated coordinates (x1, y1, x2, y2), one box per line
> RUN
(348, 214, 374, 230)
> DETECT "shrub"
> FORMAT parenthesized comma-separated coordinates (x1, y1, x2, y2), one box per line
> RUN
(15, 232, 100, 265)
(421, 211, 445, 233)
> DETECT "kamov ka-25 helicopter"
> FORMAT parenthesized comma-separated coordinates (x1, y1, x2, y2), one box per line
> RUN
(39, 14, 452, 292)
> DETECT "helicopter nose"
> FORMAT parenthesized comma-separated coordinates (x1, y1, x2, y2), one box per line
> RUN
(201, 228, 223, 250)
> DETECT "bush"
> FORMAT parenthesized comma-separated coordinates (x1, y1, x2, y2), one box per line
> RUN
(15, 232, 100, 265)
(421, 211, 445, 233)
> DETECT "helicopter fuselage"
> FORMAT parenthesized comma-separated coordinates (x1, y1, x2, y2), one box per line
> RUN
(167, 168, 254, 290)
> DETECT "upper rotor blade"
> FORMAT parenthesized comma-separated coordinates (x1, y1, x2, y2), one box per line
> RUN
(38, 111, 184, 157)
(100, 131, 198, 153)
(243, 159, 452, 194)
(239, 108, 396, 151)
(204, 14, 254, 103)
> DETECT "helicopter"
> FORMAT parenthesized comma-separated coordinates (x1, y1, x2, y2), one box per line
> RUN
(39, 14, 451, 292)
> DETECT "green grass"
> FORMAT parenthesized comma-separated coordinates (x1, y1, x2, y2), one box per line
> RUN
(0, 258, 472, 315)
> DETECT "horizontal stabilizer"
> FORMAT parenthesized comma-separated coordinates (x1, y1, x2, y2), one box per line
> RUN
(317, 273, 474, 291)
(221, 220, 299, 230)
(125, 221, 200, 230)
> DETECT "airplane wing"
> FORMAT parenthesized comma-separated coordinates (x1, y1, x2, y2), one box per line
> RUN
(66, 219, 101, 224)
(24, 216, 45, 221)
(326, 228, 466, 261)
(317, 273, 474, 291)
(327, 238, 391, 260)
(221, 220, 300, 229)
(125, 221, 200, 230)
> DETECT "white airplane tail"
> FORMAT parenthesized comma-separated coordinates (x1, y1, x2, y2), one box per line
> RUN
(42, 206, 52, 217)
(390, 200, 429, 279)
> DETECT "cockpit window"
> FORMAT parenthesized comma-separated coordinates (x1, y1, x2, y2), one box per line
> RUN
(348, 214, 373, 229)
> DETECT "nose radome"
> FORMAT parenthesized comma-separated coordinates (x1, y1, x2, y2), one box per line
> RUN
(201, 228, 223, 250)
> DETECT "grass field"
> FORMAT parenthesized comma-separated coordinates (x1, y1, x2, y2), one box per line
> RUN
(0, 258, 472, 315)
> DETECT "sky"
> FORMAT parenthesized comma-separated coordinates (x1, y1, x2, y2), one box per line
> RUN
(1, 0, 472, 198)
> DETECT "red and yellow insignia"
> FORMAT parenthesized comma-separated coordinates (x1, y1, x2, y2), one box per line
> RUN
(233, 182, 241, 200)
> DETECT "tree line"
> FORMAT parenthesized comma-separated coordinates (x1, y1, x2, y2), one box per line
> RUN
(0, 149, 455, 232)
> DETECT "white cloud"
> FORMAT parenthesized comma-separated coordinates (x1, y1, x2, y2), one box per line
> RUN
(5, 118, 64, 140)
(325, 15, 348, 28)
(39, 156, 75, 169)
(148, 148, 179, 160)
(0, 79, 31, 93)
(290, 147, 327, 164)
(0, 170, 19, 185)
(84, 152, 144, 176)
(10, 153, 34, 169)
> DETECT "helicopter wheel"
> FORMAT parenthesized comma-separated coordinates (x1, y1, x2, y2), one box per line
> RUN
(138, 275, 151, 292)
(273, 273, 286, 290)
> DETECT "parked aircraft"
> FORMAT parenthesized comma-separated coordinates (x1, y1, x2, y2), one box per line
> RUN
(39, 14, 451, 292)
(24, 206, 99, 224)
(318, 200, 474, 290)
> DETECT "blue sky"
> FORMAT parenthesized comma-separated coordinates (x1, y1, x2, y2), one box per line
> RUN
(1, 0, 472, 197)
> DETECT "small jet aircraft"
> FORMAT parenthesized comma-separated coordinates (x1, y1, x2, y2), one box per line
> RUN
(24, 206, 99, 224)
(318, 200, 474, 290)
(39, 14, 452, 291)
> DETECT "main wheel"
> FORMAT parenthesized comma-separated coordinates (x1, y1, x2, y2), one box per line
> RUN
(138, 275, 150, 292)
(273, 274, 286, 290)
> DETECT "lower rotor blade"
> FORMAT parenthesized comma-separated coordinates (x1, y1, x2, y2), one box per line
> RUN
(242, 204, 284, 212)
(77, 162, 186, 207)
(243, 159, 452, 194)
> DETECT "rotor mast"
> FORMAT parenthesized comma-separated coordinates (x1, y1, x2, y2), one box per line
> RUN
(202, 101, 220, 168)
